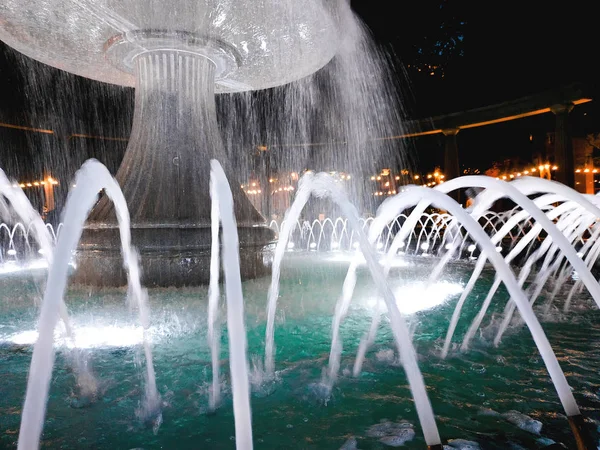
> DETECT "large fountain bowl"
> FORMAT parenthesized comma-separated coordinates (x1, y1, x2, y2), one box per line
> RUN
(0, 0, 338, 93)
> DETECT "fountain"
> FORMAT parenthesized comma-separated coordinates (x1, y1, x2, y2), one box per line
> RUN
(1, 1, 600, 450)
(3, 166, 600, 448)
(0, 0, 339, 286)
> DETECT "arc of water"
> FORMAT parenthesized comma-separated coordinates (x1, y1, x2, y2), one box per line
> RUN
(17, 160, 159, 450)
(529, 213, 592, 314)
(352, 299, 382, 376)
(460, 276, 501, 352)
(535, 207, 583, 277)
(479, 212, 505, 238)
(563, 212, 600, 311)
(0, 170, 73, 330)
(458, 200, 583, 352)
(545, 259, 578, 311)
(541, 257, 576, 315)
(264, 172, 441, 447)
(333, 216, 347, 250)
(425, 217, 461, 283)
(210, 160, 253, 450)
(363, 193, 566, 361)
(523, 209, 594, 308)
(572, 199, 600, 269)
(415, 214, 436, 253)
(374, 186, 582, 417)
(572, 220, 600, 278)
(305, 219, 318, 250)
(264, 177, 313, 375)
(342, 199, 431, 378)
(351, 191, 575, 371)
(353, 216, 463, 376)
(356, 209, 465, 367)
(501, 205, 586, 299)
(461, 208, 583, 352)
(520, 208, 590, 301)
(268, 219, 279, 233)
(437, 176, 600, 312)
(208, 171, 222, 410)
(332, 198, 430, 380)
(493, 210, 591, 345)
(431, 214, 454, 255)
(440, 254, 488, 358)
(0, 174, 51, 256)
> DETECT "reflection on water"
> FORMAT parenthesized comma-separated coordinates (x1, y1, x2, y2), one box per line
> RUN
(1, 253, 599, 449)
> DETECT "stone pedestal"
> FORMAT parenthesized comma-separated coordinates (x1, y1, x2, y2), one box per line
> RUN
(73, 50, 275, 287)
(550, 103, 575, 187)
(75, 226, 274, 287)
(442, 128, 460, 201)
(443, 128, 460, 179)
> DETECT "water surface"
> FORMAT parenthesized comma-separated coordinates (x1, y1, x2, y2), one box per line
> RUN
(1, 253, 599, 449)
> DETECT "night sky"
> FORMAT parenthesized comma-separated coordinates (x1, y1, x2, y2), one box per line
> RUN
(352, 0, 594, 112)
(352, 0, 598, 171)
(0, 0, 597, 178)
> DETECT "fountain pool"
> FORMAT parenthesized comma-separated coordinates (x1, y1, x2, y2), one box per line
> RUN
(0, 0, 598, 447)
(1, 252, 599, 449)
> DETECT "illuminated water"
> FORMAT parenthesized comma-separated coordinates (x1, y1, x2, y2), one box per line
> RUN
(2, 253, 599, 449)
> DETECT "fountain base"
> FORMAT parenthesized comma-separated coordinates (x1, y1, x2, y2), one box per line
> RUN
(73, 225, 275, 287)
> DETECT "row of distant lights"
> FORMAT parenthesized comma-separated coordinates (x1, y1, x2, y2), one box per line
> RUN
(370, 173, 446, 182)
(373, 181, 444, 196)
(5, 248, 46, 256)
(496, 165, 557, 180)
(494, 164, 600, 180)
(241, 182, 295, 196)
(267, 171, 351, 182)
(11, 177, 59, 189)
(242, 171, 351, 196)
(241, 182, 262, 196)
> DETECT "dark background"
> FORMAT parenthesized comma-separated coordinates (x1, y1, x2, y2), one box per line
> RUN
(352, 0, 598, 172)
(0, 0, 597, 181)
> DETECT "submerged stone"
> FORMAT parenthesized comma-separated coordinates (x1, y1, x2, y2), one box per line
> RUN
(378, 427, 415, 447)
(444, 439, 481, 449)
(339, 437, 358, 450)
(503, 410, 543, 435)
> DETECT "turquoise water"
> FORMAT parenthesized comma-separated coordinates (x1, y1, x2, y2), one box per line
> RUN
(1, 253, 599, 449)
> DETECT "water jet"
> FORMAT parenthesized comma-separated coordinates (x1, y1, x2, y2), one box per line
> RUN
(1, 1, 600, 449)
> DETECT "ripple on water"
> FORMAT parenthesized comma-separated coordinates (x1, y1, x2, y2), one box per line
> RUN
(1, 257, 600, 448)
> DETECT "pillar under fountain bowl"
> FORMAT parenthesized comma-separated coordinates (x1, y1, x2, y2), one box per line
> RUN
(0, 0, 338, 286)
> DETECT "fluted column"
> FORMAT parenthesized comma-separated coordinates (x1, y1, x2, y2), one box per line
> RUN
(91, 51, 261, 225)
(443, 128, 460, 202)
(550, 103, 575, 187)
(75, 50, 274, 286)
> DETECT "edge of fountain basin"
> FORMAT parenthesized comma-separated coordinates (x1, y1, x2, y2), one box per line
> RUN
(72, 224, 276, 287)
(78, 223, 275, 250)
(104, 29, 243, 83)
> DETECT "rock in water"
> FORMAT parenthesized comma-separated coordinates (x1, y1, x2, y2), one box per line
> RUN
(301, 382, 333, 406)
(443, 439, 481, 449)
(366, 420, 395, 438)
(477, 407, 500, 417)
(378, 428, 415, 447)
(503, 410, 542, 434)
(339, 437, 358, 450)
